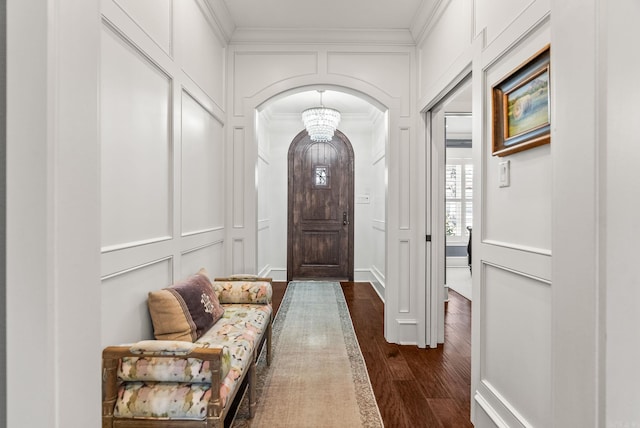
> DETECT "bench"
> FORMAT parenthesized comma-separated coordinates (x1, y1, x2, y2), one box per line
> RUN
(102, 272, 273, 428)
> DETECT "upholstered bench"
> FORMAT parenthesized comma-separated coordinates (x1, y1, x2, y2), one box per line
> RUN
(102, 272, 273, 428)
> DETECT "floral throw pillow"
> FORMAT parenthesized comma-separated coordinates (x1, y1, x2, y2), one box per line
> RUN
(148, 272, 225, 342)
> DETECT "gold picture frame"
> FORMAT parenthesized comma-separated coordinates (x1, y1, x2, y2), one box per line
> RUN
(492, 45, 551, 157)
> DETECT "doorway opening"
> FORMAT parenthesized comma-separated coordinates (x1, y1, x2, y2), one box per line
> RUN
(444, 112, 473, 300)
(425, 76, 472, 347)
(255, 88, 386, 293)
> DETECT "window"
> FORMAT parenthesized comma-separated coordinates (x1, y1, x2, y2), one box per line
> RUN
(445, 159, 472, 242)
(314, 166, 328, 187)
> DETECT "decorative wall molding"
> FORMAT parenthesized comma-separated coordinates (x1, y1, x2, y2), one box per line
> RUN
(232, 51, 319, 116)
(478, 261, 551, 427)
(327, 51, 412, 117)
(395, 318, 418, 345)
(111, 0, 173, 57)
(232, 238, 245, 274)
(101, 255, 173, 281)
(475, 381, 533, 428)
(181, 227, 224, 238)
(180, 239, 223, 255)
(101, 15, 174, 79)
(482, 239, 551, 257)
(100, 19, 174, 250)
(474, 391, 510, 428)
(399, 239, 411, 313)
(230, 28, 415, 46)
(101, 236, 173, 254)
(176, 0, 226, 111)
(372, 219, 386, 232)
(372, 148, 385, 166)
(233, 127, 245, 228)
(399, 127, 411, 230)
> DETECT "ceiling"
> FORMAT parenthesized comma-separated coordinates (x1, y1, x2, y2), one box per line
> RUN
(221, 0, 427, 31)
(264, 90, 382, 120)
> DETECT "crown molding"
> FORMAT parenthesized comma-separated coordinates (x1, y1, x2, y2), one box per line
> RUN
(204, 0, 236, 43)
(229, 27, 416, 46)
(410, 0, 451, 46)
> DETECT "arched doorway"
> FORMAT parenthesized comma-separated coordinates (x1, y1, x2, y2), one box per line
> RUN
(287, 129, 354, 281)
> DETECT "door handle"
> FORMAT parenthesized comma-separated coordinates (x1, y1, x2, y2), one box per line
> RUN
(343, 211, 350, 225)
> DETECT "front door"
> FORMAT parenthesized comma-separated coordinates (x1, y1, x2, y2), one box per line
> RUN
(287, 129, 354, 281)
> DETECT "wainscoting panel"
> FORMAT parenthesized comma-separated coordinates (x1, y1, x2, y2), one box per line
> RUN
(395, 318, 418, 345)
(327, 52, 411, 116)
(372, 140, 386, 280)
(233, 127, 245, 228)
(232, 239, 245, 275)
(417, 0, 472, 104)
(474, 0, 536, 46)
(399, 127, 411, 230)
(111, 0, 172, 55)
(174, 0, 225, 107)
(399, 239, 411, 313)
(100, 23, 172, 251)
(482, 144, 551, 253)
(181, 240, 224, 278)
(181, 90, 224, 235)
(257, 219, 270, 277)
(101, 257, 172, 347)
(480, 263, 551, 427)
(233, 52, 318, 116)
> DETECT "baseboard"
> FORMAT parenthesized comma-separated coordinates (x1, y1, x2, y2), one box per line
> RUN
(447, 256, 470, 267)
(259, 266, 286, 281)
(263, 267, 385, 302)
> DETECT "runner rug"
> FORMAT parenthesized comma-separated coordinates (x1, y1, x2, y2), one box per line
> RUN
(231, 281, 384, 427)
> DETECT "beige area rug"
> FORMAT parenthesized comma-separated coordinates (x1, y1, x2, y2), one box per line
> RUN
(231, 281, 384, 428)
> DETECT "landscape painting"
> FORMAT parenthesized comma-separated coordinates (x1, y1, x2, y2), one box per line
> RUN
(492, 45, 551, 157)
(505, 68, 550, 138)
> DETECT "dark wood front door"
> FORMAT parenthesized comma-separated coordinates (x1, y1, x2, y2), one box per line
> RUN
(287, 129, 354, 281)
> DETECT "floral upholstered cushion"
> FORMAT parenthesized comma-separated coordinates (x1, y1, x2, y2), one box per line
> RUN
(148, 272, 225, 342)
(118, 349, 232, 383)
(114, 382, 211, 420)
(113, 303, 272, 419)
(129, 340, 199, 356)
(197, 303, 272, 407)
(212, 280, 272, 305)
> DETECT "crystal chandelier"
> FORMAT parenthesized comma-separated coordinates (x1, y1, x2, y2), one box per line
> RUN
(301, 90, 341, 142)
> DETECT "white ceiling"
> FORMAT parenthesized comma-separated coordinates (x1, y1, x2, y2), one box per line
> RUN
(264, 90, 382, 119)
(222, 0, 426, 31)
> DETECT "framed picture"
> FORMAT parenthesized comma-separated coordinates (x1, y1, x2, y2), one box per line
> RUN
(492, 45, 550, 156)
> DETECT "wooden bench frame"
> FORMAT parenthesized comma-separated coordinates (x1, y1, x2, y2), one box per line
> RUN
(102, 277, 273, 428)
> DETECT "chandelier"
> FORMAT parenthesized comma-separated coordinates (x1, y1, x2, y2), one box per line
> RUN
(301, 90, 341, 142)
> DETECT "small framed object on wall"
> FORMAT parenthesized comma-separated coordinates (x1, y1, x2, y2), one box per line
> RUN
(492, 45, 551, 157)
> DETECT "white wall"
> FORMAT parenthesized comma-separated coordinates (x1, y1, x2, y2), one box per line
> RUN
(474, 6, 552, 428)
(100, 0, 228, 346)
(605, 2, 640, 425)
(7, 1, 101, 426)
(256, 109, 384, 288)
(370, 113, 387, 296)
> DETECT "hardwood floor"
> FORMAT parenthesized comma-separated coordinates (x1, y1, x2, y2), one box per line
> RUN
(270, 281, 473, 428)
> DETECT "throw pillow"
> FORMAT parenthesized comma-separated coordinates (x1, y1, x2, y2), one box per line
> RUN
(148, 272, 224, 342)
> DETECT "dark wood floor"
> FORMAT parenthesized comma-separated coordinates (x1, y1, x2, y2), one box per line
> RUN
(270, 281, 472, 428)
